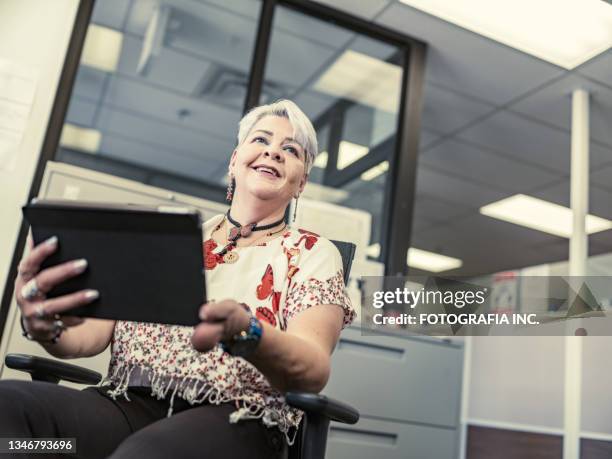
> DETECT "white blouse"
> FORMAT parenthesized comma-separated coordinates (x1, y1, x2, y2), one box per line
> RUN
(98, 214, 356, 445)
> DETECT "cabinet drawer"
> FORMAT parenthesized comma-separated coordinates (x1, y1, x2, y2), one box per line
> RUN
(41, 162, 227, 222)
(325, 327, 463, 428)
(326, 416, 458, 459)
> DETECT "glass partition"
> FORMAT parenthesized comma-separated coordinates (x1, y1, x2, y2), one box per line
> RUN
(58, 0, 262, 199)
(261, 5, 404, 260)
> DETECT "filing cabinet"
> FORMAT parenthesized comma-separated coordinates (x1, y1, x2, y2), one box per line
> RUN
(325, 326, 464, 459)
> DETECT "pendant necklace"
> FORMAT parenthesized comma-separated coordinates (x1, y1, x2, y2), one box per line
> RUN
(214, 212, 286, 264)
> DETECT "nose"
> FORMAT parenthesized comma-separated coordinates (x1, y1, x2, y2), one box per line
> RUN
(264, 148, 283, 162)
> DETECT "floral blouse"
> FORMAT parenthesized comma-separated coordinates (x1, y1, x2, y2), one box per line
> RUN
(98, 214, 356, 445)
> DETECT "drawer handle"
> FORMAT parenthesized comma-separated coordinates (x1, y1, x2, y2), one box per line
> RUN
(330, 426, 398, 446)
(337, 339, 405, 359)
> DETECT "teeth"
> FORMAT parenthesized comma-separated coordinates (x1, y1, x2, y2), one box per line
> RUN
(256, 166, 278, 177)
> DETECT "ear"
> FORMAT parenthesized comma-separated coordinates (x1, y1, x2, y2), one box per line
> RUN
(228, 150, 238, 175)
(296, 173, 308, 197)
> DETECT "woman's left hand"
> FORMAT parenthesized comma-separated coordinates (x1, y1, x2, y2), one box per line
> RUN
(191, 300, 252, 352)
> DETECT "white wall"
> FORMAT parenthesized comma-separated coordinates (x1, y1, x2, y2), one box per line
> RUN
(0, 0, 79, 315)
(468, 335, 566, 431)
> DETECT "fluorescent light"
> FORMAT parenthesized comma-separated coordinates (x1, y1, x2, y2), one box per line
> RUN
(367, 243, 381, 258)
(367, 243, 463, 272)
(480, 194, 612, 237)
(313, 151, 328, 169)
(398, 0, 612, 69)
(60, 123, 101, 153)
(314, 50, 401, 113)
(361, 161, 389, 181)
(302, 181, 349, 203)
(337, 141, 369, 170)
(81, 24, 123, 72)
(314, 143, 370, 170)
(408, 248, 463, 273)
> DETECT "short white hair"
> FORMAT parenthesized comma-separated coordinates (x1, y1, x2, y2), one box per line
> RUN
(237, 99, 318, 174)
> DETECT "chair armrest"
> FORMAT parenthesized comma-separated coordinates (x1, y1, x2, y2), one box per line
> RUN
(285, 392, 359, 424)
(4, 353, 102, 385)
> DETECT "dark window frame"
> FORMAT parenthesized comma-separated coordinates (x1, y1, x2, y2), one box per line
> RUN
(0, 0, 426, 341)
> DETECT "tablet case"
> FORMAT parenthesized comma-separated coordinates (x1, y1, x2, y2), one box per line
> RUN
(22, 199, 205, 326)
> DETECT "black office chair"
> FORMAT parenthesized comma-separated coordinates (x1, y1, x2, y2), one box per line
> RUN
(4, 240, 359, 459)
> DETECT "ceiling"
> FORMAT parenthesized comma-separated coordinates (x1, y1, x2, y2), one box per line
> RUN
(313, 0, 612, 277)
(64, 0, 612, 277)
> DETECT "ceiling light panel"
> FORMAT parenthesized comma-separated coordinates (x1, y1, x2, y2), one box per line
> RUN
(399, 0, 612, 69)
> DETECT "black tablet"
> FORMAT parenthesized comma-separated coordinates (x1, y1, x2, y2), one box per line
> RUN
(22, 199, 205, 326)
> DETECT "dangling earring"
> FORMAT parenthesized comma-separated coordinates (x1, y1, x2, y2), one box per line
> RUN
(292, 195, 299, 223)
(226, 175, 234, 202)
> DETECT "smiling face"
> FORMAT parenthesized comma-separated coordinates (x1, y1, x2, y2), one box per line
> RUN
(229, 115, 308, 205)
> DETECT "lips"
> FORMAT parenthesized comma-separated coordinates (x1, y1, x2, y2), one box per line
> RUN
(252, 164, 281, 178)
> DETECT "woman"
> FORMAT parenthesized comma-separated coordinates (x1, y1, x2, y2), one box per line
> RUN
(2, 99, 356, 459)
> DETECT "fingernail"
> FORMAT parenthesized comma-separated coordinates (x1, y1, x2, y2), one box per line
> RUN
(199, 308, 206, 320)
(44, 236, 58, 247)
(85, 290, 99, 300)
(73, 259, 88, 272)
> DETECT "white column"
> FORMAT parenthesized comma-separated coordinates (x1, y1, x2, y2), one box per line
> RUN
(569, 89, 589, 278)
(564, 88, 589, 459)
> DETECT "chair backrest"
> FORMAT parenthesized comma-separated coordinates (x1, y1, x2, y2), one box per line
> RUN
(330, 240, 356, 286)
(288, 240, 356, 459)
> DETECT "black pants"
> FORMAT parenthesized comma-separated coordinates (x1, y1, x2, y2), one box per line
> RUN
(0, 379, 288, 459)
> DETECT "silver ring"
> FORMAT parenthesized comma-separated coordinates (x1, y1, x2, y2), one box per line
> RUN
(53, 319, 65, 331)
(20, 278, 40, 301)
(34, 302, 47, 319)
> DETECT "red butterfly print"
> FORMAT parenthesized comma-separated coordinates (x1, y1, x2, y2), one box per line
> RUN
(297, 233, 318, 250)
(256, 264, 274, 300)
(256, 307, 277, 327)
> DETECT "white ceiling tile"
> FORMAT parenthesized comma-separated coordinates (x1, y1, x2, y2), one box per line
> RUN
(530, 180, 612, 220)
(421, 81, 494, 135)
(126, 0, 258, 74)
(433, 213, 559, 249)
(266, 28, 339, 89)
(201, 0, 261, 19)
(457, 111, 612, 174)
(292, 89, 338, 123)
(91, 0, 131, 30)
(72, 66, 107, 102)
(589, 161, 612, 192)
(96, 107, 234, 162)
(275, 5, 354, 50)
(421, 138, 561, 193)
(103, 75, 241, 139)
(65, 97, 98, 127)
(420, 128, 440, 150)
(117, 34, 214, 95)
(578, 49, 612, 88)
(412, 193, 472, 222)
(375, 2, 564, 105)
(415, 165, 508, 208)
(349, 34, 400, 62)
(510, 74, 612, 149)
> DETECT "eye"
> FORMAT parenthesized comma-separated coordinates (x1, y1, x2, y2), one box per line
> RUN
(253, 136, 268, 144)
(284, 146, 300, 157)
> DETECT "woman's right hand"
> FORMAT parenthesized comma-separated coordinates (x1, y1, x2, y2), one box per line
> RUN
(14, 235, 99, 344)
